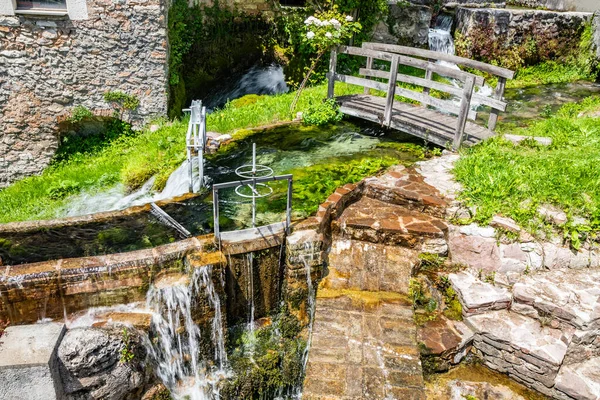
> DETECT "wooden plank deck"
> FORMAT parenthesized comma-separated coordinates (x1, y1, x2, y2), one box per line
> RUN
(337, 94, 495, 148)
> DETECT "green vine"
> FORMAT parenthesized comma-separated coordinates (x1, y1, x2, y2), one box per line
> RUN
(119, 327, 135, 364)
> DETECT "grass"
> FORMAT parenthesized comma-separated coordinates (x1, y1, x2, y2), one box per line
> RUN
(0, 83, 366, 224)
(454, 96, 600, 246)
(507, 60, 598, 89)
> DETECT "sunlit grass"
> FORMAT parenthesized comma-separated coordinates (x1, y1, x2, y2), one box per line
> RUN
(0, 83, 364, 223)
(454, 95, 600, 244)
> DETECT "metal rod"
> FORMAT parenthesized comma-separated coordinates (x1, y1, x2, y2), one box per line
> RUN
(286, 178, 293, 234)
(213, 187, 220, 239)
(150, 203, 191, 238)
(213, 174, 293, 190)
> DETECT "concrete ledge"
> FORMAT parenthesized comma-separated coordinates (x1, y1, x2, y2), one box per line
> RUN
(0, 322, 66, 400)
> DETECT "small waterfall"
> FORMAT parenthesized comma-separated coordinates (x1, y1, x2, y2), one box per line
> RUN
(427, 14, 494, 109)
(300, 242, 316, 371)
(146, 266, 227, 400)
(428, 14, 455, 57)
(207, 64, 289, 110)
(246, 253, 255, 334)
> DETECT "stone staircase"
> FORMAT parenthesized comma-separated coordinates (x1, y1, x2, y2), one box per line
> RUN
(448, 264, 600, 399)
(302, 165, 449, 400)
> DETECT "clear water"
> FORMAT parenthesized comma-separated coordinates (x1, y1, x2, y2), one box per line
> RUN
(0, 120, 419, 265)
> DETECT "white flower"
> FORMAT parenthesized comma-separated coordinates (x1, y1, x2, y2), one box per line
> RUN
(330, 18, 341, 29)
(304, 16, 318, 26)
(321, 20, 331, 26)
(325, 32, 333, 38)
(306, 31, 315, 39)
(345, 15, 354, 22)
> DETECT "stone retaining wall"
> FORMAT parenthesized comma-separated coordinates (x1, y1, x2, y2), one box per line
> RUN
(0, 0, 169, 188)
(456, 7, 593, 44)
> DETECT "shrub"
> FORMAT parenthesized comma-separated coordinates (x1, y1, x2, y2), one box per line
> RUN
(302, 98, 343, 125)
(67, 105, 94, 124)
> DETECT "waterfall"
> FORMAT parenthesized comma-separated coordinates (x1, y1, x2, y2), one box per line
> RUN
(146, 266, 227, 400)
(300, 242, 316, 372)
(428, 14, 455, 57)
(206, 64, 289, 110)
(427, 14, 493, 108)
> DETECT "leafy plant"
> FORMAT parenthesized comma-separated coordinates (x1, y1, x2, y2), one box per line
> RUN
(46, 180, 82, 200)
(120, 328, 135, 364)
(67, 105, 94, 124)
(302, 98, 343, 125)
(104, 91, 140, 119)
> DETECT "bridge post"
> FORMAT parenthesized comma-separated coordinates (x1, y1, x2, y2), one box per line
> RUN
(363, 56, 373, 95)
(454, 76, 475, 149)
(327, 48, 338, 99)
(384, 55, 400, 126)
(488, 77, 506, 132)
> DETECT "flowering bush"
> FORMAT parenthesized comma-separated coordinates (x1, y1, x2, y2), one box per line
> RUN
(302, 12, 360, 52)
(290, 8, 361, 111)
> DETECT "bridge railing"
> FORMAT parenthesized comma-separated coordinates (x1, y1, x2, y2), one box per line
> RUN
(361, 42, 514, 131)
(327, 44, 513, 148)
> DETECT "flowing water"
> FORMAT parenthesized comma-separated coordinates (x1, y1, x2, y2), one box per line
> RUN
(0, 121, 421, 265)
(146, 266, 227, 400)
(205, 64, 289, 110)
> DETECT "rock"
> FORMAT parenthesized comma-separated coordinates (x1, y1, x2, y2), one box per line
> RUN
(435, 379, 527, 400)
(555, 357, 600, 400)
(458, 223, 496, 238)
(503, 134, 552, 146)
(449, 271, 511, 315)
(149, 124, 159, 132)
(415, 153, 462, 201)
(512, 268, 600, 329)
(542, 243, 590, 269)
(58, 327, 149, 400)
(490, 215, 520, 233)
(421, 237, 448, 256)
(448, 229, 501, 272)
(417, 316, 474, 371)
(538, 204, 568, 226)
(466, 310, 573, 368)
(215, 134, 232, 142)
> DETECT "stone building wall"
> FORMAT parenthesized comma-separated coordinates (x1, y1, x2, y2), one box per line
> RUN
(508, 0, 598, 12)
(0, 0, 169, 188)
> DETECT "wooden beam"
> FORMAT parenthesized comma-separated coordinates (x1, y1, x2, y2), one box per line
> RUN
(362, 42, 515, 79)
(363, 56, 373, 95)
(487, 77, 506, 132)
(384, 55, 400, 126)
(454, 76, 476, 149)
(359, 67, 507, 112)
(327, 48, 338, 99)
(333, 73, 389, 93)
(341, 45, 484, 86)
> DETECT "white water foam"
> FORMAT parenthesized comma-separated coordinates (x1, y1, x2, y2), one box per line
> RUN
(146, 266, 228, 400)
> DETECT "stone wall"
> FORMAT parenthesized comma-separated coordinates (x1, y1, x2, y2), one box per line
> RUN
(594, 12, 600, 59)
(0, 0, 169, 188)
(456, 7, 593, 44)
(508, 0, 599, 12)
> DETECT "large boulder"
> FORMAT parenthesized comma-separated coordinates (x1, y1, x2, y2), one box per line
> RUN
(58, 327, 150, 400)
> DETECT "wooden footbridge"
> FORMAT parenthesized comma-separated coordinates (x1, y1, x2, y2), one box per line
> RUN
(327, 43, 514, 149)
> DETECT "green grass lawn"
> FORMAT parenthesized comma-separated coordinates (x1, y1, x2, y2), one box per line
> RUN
(454, 96, 600, 246)
(0, 83, 365, 223)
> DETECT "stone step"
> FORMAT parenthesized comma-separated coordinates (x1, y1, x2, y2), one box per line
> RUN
(327, 238, 417, 294)
(363, 165, 448, 218)
(448, 271, 512, 316)
(465, 309, 575, 398)
(304, 294, 425, 400)
(333, 197, 447, 248)
(512, 268, 600, 330)
(555, 357, 600, 400)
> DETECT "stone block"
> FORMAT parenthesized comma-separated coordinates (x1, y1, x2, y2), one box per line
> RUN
(0, 322, 65, 400)
(512, 268, 600, 329)
(449, 271, 511, 315)
(466, 310, 572, 368)
(448, 229, 501, 272)
(555, 357, 600, 400)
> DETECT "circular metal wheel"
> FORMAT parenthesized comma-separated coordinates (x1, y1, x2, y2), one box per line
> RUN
(235, 164, 274, 179)
(234, 182, 273, 199)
